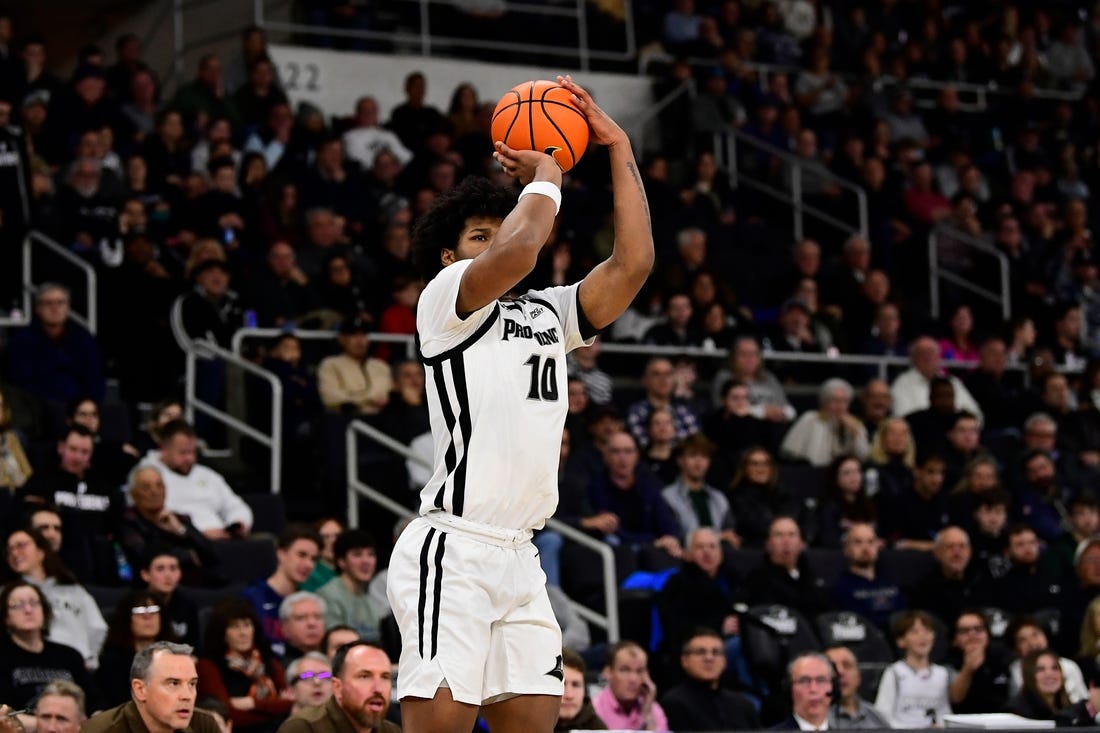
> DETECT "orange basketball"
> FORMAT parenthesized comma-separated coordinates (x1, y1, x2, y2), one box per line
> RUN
(491, 80, 589, 173)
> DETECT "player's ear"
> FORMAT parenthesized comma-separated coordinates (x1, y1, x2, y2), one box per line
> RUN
(441, 248, 456, 266)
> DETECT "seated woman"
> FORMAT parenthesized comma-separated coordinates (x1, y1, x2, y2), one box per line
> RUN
(780, 378, 870, 467)
(724, 447, 795, 547)
(197, 598, 293, 733)
(96, 589, 177, 706)
(1007, 649, 1100, 726)
(0, 581, 95, 709)
(5, 528, 107, 669)
(803, 454, 876, 548)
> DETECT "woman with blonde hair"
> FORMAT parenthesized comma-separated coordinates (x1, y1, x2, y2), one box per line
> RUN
(867, 416, 914, 500)
(0, 389, 32, 491)
(1075, 595, 1100, 687)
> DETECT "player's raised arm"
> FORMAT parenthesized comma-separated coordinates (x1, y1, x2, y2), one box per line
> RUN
(560, 75, 655, 330)
(452, 146, 562, 315)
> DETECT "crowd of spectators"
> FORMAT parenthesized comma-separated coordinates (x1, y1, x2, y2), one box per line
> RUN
(6, 0, 1100, 729)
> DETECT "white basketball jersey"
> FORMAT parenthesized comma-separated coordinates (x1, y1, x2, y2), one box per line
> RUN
(416, 259, 592, 531)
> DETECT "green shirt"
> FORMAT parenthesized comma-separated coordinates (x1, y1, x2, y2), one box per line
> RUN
(316, 576, 382, 641)
(301, 561, 336, 592)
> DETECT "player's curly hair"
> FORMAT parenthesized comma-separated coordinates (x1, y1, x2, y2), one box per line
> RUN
(412, 176, 516, 282)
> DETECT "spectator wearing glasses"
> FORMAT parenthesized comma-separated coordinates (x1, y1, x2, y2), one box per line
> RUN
(285, 651, 334, 714)
(948, 610, 1012, 713)
(95, 589, 177, 706)
(659, 628, 759, 732)
(0, 580, 95, 710)
(772, 652, 836, 731)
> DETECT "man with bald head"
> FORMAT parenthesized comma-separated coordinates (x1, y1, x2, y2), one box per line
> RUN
(890, 336, 983, 419)
(119, 465, 222, 586)
(911, 526, 992, 625)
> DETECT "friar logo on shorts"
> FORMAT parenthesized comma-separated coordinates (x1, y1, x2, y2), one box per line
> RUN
(545, 654, 564, 681)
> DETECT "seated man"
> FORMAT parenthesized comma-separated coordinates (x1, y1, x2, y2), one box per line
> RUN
(911, 526, 992, 627)
(659, 628, 760, 731)
(831, 522, 904, 630)
(993, 524, 1063, 614)
(242, 524, 321, 658)
(772, 653, 837, 730)
(118, 465, 222, 587)
(592, 641, 669, 731)
(317, 529, 385, 642)
(742, 516, 831, 621)
(139, 419, 252, 539)
(317, 318, 393, 416)
(824, 645, 890, 728)
(6, 283, 106, 405)
(285, 651, 334, 714)
(19, 425, 122, 584)
(280, 591, 327, 665)
(625, 357, 700, 448)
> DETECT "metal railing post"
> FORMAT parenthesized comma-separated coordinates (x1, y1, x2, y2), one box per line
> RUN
(929, 230, 940, 320)
(419, 0, 431, 56)
(791, 164, 803, 241)
(173, 0, 185, 81)
(27, 231, 98, 333)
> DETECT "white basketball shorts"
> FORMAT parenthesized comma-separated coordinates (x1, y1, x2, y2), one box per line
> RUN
(386, 513, 565, 705)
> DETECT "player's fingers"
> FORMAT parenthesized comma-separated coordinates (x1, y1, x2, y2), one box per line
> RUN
(557, 74, 591, 103)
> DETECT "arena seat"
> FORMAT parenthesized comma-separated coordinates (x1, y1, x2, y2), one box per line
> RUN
(814, 610, 894, 699)
(87, 584, 130, 617)
(243, 492, 288, 536)
(805, 547, 845, 587)
(741, 603, 821, 690)
(213, 536, 277, 584)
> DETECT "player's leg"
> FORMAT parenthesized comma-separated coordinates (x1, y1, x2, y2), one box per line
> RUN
(481, 694, 561, 733)
(401, 688, 480, 733)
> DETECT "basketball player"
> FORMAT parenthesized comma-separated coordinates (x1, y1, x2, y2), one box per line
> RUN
(387, 74, 653, 733)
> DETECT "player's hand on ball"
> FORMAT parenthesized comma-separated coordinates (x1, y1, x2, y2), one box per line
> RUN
(493, 141, 562, 186)
(557, 75, 627, 148)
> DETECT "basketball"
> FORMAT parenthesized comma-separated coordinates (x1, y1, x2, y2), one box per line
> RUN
(491, 80, 590, 172)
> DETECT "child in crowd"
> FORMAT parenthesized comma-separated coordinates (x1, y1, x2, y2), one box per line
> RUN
(875, 610, 952, 728)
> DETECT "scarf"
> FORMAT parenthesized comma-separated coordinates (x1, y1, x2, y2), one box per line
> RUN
(225, 649, 277, 700)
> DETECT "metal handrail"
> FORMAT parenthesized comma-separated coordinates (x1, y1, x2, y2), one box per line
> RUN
(715, 128, 869, 241)
(626, 78, 694, 151)
(10, 231, 98, 334)
(184, 338, 284, 494)
(928, 225, 1011, 321)
(231, 327, 417, 359)
(345, 419, 620, 641)
(255, 0, 636, 70)
(0, 235, 34, 329)
(638, 51, 1085, 107)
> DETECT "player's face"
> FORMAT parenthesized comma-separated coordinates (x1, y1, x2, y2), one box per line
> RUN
(446, 216, 503, 265)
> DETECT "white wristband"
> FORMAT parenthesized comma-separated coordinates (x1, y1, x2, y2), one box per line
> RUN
(518, 181, 562, 215)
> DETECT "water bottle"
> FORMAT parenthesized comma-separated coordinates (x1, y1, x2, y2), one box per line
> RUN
(114, 542, 133, 583)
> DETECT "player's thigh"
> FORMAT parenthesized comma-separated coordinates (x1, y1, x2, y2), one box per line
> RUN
(401, 687, 480, 733)
(481, 694, 561, 733)
(483, 577, 564, 701)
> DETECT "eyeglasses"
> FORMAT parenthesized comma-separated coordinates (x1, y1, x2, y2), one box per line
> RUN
(793, 676, 832, 687)
(8, 599, 42, 611)
(685, 648, 724, 657)
(6, 540, 33, 554)
(132, 605, 160, 615)
(293, 671, 332, 683)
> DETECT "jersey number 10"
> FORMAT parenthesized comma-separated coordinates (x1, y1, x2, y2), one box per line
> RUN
(524, 355, 559, 401)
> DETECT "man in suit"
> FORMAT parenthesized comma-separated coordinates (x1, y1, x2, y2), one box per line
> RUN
(772, 653, 835, 730)
(277, 641, 400, 733)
